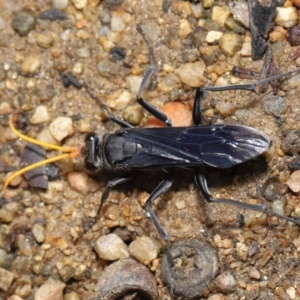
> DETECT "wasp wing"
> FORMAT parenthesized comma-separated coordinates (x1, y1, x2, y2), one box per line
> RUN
(123, 124, 270, 169)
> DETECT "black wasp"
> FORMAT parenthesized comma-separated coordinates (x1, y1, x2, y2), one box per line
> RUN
(4, 24, 300, 296)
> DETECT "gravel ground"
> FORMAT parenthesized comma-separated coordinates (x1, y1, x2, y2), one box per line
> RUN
(1, 0, 300, 299)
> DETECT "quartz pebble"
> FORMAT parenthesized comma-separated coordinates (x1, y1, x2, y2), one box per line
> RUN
(211, 5, 231, 27)
(34, 277, 66, 300)
(106, 90, 132, 110)
(0, 267, 14, 291)
(205, 31, 223, 43)
(229, 1, 249, 28)
(67, 172, 90, 195)
(21, 54, 41, 75)
(29, 105, 51, 124)
(126, 75, 143, 95)
(212, 271, 236, 294)
(175, 61, 206, 87)
(49, 116, 73, 142)
(287, 170, 300, 193)
(32, 224, 46, 243)
(71, 0, 87, 9)
(94, 233, 130, 261)
(219, 32, 243, 56)
(179, 19, 192, 39)
(275, 7, 298, 28)
(53, 0, 69, 9)
(129, 236, 162, 265)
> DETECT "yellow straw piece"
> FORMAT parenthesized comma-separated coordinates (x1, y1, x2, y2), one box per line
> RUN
(3, 114, 81, 196)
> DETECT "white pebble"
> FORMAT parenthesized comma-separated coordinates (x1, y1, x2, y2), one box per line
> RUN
(287, 170, 300, 193)
(219, 32, 243, 56)
(49, 116, 73, 142)
(275, 7, 298, 28)
(126, 75, 143, 95)
(94, 234, 129, 261)
(205, 31, 223, 43)
(111, 11, 126, 32)
(29, 105, 51, 124)
(211, 5, 231, 27)
(240, 42, 251, 57)
(34, 278, 66, 300)
(129, 236, 162, 265)
(32, 224, 45, 243)
(175, 61, 206, 87)
(75, 47, 90, 58)
(71, 0, 87, 9)
(179, 19, 192, 39)
(53, 0, 69, 9)
(286, 286, 296, 300)
(21, 54, 41, 75)
(106, 90, 132, 110)
(67, 172, 90, 195)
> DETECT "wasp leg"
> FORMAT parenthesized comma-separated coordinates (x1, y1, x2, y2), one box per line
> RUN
(194, 171, 300, 226)
(97, 174, 134, 216)
(144, 177, 175, 293)
(136, 24, 172, 127)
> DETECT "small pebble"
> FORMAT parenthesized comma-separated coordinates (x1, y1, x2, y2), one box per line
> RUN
(211, 271, 236, 294)
(12, 10, 36, 36)
(236, 242, 248, 261)
(211, 5, 231, 27)
(64, 292, 80, 300)
(129, 236, 162, 265)
(287, 25, 300, 46)
(67, 172, 90, 195)
(94, 233, 130, 261)
(53, 0, 69, 9)
(126, 75, 143, 95)
(75, 47, 90, 58)
(287, 170, 300, 193)
(286, 286, 296, 300)
(49, 116, 73, 142)
(32, 224, 45, 243)
(0, 267, 14, 291)
(262, 93, 287, 117)
(229, 1, 249, 28)
(240, 42, 251, 56)
(34, 277, 66, 300)
(71, 0, 87, 9)
(219, 32, 243, 56)
(175, 61, 206, 87)
(122, 105, 144, 125)
(106, 90, 132, 110)
(202, 0, 214, 8)
(111, 11, 127, 32)
(0, 207, 14, 223)
(249, 267, 261, 280)
(275, 7, 298, 28)
(205, 31, 223, 43)
(29, 105, 51, 124)
(179, 19, 192, 39)
(37, 34, 53, 49)
(21, 54, 41, 75)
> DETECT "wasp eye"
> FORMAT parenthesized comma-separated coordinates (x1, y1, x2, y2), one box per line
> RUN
(85, 132, 97, 143)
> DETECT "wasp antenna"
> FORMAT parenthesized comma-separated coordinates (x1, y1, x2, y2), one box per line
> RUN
(9, 114, 78, 153)
(3, 114, 81, 197)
